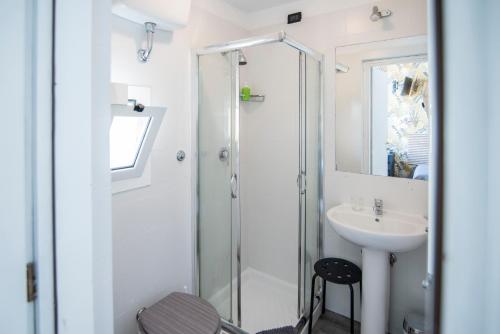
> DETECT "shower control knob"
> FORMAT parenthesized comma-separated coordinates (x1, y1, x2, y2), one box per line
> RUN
(219, 148, 229, 162)
(177, 150, 186, 162)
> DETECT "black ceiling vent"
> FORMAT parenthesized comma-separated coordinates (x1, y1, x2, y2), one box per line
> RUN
(287, 12, 302, 24)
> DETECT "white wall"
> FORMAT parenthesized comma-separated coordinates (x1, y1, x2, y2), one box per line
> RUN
(251, 1, 428, 332)
(110, 7, 248, 334)
(195, 0, 375, 30)
(485, 0, 500, 330)
(240, 43, 300, 285)
(54, 0, 114, 333)
(441, 0, 500, 333)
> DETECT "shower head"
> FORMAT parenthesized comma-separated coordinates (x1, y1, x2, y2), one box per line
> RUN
(370, 6, 392, 22)
(238, 50, 247, 66)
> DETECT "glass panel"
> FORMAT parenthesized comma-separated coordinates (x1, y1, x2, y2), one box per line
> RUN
(109, 116, 151, 170)
(304, 56, 321, 315)
(198, 52, 234, 320)
(230, 51, 240, 327)
(239, 43, 300, 332)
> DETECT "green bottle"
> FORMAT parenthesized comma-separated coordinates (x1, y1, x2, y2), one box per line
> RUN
(241, 85, 251, 101)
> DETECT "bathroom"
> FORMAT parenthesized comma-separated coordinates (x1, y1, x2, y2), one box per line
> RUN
(3, 1, 500, 334)
(111, 1, 427, 333)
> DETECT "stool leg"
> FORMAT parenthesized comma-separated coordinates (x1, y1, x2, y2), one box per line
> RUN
(322, 278, 326, 314)
(308, 273, 318, 334)
(349, 284, 354, 334)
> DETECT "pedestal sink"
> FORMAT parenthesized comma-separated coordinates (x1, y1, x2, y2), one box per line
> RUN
(326, 204, 427, 334)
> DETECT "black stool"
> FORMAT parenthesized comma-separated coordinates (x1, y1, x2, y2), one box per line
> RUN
(308, 258, 362, 334)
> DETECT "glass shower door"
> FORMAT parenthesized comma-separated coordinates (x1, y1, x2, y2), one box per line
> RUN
(303, 55, 322, 315)
(198, 43, 322, 331)
(198, 51, 239, 322)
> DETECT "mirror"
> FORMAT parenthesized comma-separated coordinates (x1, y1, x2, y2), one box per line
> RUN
(335, 36, 430, 180)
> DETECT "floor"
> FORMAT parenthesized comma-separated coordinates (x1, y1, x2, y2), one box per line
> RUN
(216, 268, 360, 334)
(222, 311, 360, 334)
(211, 267, 299, 334)
(312, 311, 361, 334)
(241, 268, 299, 334)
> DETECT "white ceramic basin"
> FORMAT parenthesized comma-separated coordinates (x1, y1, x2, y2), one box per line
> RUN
(326, 203, 428, 334)
(327, 204, 427, 252)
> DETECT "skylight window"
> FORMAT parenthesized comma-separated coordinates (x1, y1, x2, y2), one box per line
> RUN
(110, 104, 165, 181)
(110, 116, 151, 170)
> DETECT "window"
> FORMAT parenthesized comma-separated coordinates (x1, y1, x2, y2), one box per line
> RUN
(110, 104, 166, 182)
(110, 116, 151, 170)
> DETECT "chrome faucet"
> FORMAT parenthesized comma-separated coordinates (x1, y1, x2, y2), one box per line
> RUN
(374, 199, 384, 216)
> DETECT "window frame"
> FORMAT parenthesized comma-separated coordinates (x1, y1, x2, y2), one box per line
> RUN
(110, 104, 166, 181)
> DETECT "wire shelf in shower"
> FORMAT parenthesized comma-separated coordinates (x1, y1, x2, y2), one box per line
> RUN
(240, 94, 266, 102)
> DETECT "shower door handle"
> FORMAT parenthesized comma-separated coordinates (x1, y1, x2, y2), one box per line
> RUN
(231, 173, 238, 199)
(297, 172, 306, 194)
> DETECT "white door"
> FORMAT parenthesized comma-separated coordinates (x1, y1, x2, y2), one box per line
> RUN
(0, 1, 52, 333)
(0, 0, 35, 330)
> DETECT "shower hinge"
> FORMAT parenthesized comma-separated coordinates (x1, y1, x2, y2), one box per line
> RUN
(27, 262, 37, 302)
(297, 172, 307, 194)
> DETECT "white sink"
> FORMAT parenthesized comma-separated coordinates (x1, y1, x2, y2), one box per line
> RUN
(327, 204, 427, 252)
(326, 203, 427, 334)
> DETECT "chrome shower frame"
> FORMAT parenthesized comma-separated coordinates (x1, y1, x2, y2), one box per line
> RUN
(192, 31, 325, 332)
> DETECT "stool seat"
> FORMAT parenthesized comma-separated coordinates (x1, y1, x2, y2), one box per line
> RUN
(137, 292, 221, 334)
(309, 258, 362, 334)
(314, 258, 361, 285)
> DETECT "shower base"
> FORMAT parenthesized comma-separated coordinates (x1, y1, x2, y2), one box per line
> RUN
(211, 267, 299, 334)
(241, 268, 299, 333)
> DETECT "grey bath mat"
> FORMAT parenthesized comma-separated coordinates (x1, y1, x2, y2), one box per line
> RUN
(256, 326, 297, 334)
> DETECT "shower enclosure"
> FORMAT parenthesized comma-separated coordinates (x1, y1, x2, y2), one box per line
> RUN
(195, 32, 324, 333)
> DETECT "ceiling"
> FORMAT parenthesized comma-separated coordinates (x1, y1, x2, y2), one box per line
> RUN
(222, 0, 299, 12)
